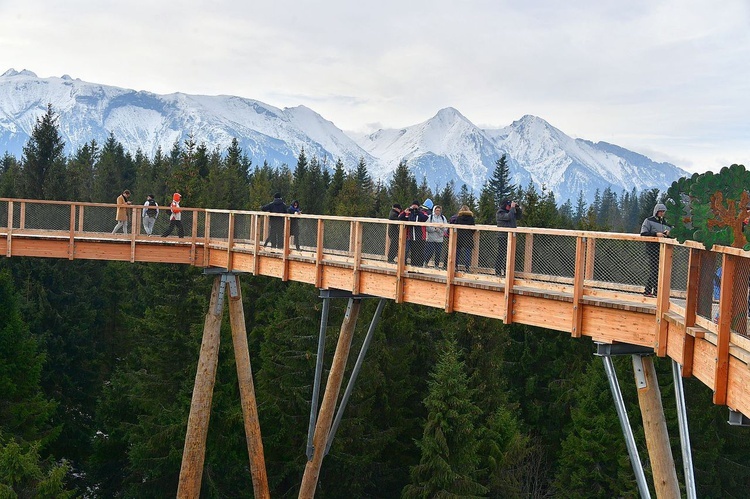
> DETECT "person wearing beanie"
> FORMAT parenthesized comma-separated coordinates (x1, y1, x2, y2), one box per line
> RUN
(452, 205, 476, 272)
(261, 192, 288, 248)
(640, 202, 672, 297)
(162, 192, 184, 237)
(398, 200, 428, 266)
(141, 194, 159, 236)
(287, 200, 302, 250)
(495, 199, 522, 276)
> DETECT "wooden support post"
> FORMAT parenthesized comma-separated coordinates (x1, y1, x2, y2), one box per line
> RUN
(282, 217, 291, 281)
(315, 220, 325, 288)
(178, 276, 224, 498)
(253, 214, 261, 276)
(714, 253, 735, 405)
(655, 243, 673, 356)
(444, 227, 458, 313)
(682, 248, 701, 377)
(352, 221, 363, 295)
(571, 236, 585, 338)
(68, 204, 76, 260)
(503, 233, 517, 324)
(299, 299, 361, 499)
(227, 274, 270, 498)
(203, 212, 212, 268)
(634, 355, 680, 498)
(395, 225, 407, 304)
(226, 213, 235, 272)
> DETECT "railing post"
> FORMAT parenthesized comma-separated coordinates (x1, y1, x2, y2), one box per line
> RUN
(503, 232, 517, 324)
(444, 226, 458, 312)
(571, 236, 585, 337)
(352, 221, 363, 295)
(68, 204, 76, 260)
(714, 252, 735, 405)
(395, 224, 407, 304)
(227, 212, 235, 272)
(282, 217, 291, 281)
(681, 248, 701, 376)
(655, 243, 673, 356)
(315, 220, 325, 288)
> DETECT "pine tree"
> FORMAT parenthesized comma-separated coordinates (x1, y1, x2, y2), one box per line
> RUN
(324, 158, 346, 214)
(20, 104, 66, 199)
(388, 160, 418, 207)
(0, 153, 22, 198)
(488, 154, 514, 206)
(477, 181, 497, 224)
(403, 333, 487, 498)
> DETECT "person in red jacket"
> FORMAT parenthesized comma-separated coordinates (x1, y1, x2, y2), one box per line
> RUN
(162, 192, 184, 238)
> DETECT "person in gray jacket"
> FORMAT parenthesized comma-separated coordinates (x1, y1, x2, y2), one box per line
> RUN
(424, 205, 448, 268)
(640, 203, 672, 297)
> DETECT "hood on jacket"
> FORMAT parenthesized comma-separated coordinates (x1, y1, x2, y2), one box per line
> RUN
(653, 203, 667, 217)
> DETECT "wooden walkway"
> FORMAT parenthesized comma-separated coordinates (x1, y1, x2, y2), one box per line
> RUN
(2, 197, 750, 420)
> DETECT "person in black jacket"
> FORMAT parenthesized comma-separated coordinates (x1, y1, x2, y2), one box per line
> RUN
(452, 205, 476, 272)
(288, 200, 302, 250)
(398, 200, 428, 266)
(495, 200, 522, 276)
(387, 203, 402, 263)
(261, 193, 287, 249)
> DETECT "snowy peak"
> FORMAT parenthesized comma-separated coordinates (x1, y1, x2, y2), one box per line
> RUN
(0, 70, 687, 205)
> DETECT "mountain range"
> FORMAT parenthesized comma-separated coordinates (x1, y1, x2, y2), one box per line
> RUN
(0, 69, 687, 204)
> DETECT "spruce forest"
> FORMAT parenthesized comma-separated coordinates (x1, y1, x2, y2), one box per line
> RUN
(1, 106, 749, 497)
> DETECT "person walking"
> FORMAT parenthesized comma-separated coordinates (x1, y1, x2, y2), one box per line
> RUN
(425, 205, 448, 268)
(495, 200, 522, 276)
(112, 189, 132, 234)
(387, 203, 402, 263)
(261, 192, 287, 249)
(288, 199, 302, 250)
(398, 200, 428, 266)
(162, 192, 184, 238)
(640, 202, 671, 297)
(452, 205, 476, 272)
(141, 194, 159, 236)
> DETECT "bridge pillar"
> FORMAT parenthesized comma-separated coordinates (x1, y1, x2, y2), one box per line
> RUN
(177, 272, 269, 499)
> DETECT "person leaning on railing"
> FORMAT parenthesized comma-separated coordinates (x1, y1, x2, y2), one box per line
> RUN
(640, 203, 672, 297)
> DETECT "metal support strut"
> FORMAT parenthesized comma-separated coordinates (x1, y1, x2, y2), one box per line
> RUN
(672, 360, 697, 499)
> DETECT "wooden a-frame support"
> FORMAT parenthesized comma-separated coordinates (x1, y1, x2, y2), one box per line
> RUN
(177, 272, 270, 499)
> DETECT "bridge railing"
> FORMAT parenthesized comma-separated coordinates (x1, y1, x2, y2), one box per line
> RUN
(1, 198, 748, 340)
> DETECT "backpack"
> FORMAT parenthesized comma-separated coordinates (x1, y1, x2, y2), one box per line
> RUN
(146, 199, 157, 217)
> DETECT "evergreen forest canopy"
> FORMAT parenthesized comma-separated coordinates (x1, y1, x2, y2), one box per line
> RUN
(1, 105, 749, 497)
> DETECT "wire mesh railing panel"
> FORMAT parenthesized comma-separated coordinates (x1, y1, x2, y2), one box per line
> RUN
(696, 251, 720, 323)
(232, 213, 254, 243)
(294, 218, 317, 253)
(24, 202, 71, 231)
(209, 212, 230, 240)
(80, 205, 117, 233)
(730, 258, 750, 336)
(529, 234, 576, 279)
(590, 238, 649, 293)
(322, 219, 352, 257)
(670, 245, 689, 295)
(258, 214, 286, 251)
(0, 201, 8, 229)
(360, 221, 387, 263)
(476, 230, 502, 275)
(514, 233, 527, 273)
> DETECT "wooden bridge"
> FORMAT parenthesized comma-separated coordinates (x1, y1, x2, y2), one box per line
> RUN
(2, 197, 749, 497)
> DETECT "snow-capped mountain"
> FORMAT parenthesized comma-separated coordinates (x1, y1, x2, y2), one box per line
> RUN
(0, 69, 687, 204)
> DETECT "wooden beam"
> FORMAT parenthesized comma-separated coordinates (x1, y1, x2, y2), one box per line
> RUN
(68, 204, 76, 260)
(315, 220, 325, 288)
(655, 243, 673, 356)
(571, 236, 585, 337)
(714, 253, 735, 405)
(130, 207, 137, 263)
(352, 221, 363, 295)
(682, 248, 701, 377)
(503, 233, 517, 324)
(227, 213, 235, 272)
(634, 355, 680, 498)
(444, 226, 458, 313)
(227, 275, 270, 499)
(177, 276, 223, 498)
(299, 299, 361, 499)
(203, 212, 212, 268)
(282, 217, 291, 281)
(395, 225, 407, 304)
(190, 210, 199, 265)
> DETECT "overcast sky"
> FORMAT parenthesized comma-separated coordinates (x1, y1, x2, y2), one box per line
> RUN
(2, 0, 749, 173)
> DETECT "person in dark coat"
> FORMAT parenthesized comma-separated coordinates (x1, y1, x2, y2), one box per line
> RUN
(452, 205, 476, 272)
(287, 200, 302, 250)
(640, 203, 671, 297)
(495, 199, 522, 276)
(261, 192, 287, 249)
(387, 203, 402, 263)
(398, 200, 428, 266)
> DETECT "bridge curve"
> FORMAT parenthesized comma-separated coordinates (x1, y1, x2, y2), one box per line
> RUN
(2, 197, 750, 420)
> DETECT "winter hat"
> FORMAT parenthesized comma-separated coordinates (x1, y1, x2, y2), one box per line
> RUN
(274, 192, 282, 199)
(501, 199, 511, 208)
(653, 203, 667, 216)
(173, 192, 181, 201)
(411, 200, 421, 207)
(392, 203, 402, 210)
